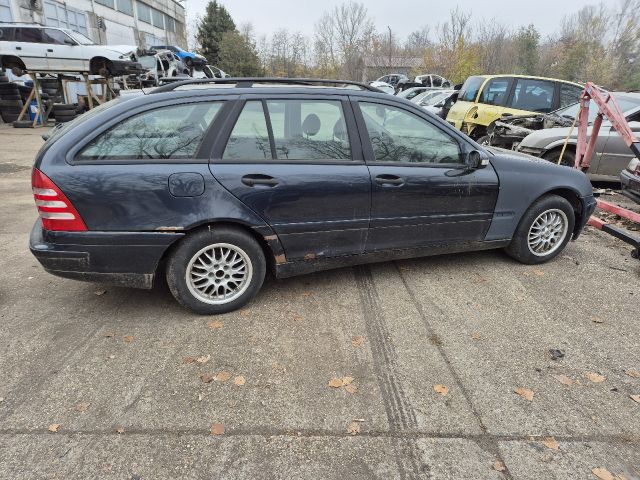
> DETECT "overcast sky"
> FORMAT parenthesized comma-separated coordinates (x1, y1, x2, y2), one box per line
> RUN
(184, 0, 594, 42)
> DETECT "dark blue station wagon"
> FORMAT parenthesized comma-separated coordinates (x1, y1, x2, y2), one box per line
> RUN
(29, 78, 596, 314)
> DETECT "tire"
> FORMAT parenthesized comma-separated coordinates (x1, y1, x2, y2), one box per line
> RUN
(12, 120, 33, 128)
(0, 112, 19, 123)
(55, 114, 76, 123)
(505, 194, 575, 265)
(543, 149, 575, 168)
(53, 104, 77, 114)
(166, 227, 266, 314)
(185, 57, 193, 67)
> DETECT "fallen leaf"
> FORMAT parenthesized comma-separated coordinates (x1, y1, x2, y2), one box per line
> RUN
(493, 460, 506, 472)
(328, 377, 343, 388)
(541, 437, 559, 450)
(123, 335, 134, 343)
(239, 309, 251, 317)
(210, 423, 225, 435)
(548, 349, 565, 361)
(75, 402, 90, 412)
(200, 373, 214, 383)
(625, 369, 640, 378)
(586, 372, 606, 383)
(95, 289, 107, 296)
(533, 269, 545, 276)
(592, 317, 604, 324)
(351, 336, 365, 347)
(630, 395, 640, 403)
(552, 374, 574, 386)
(292, 315, 304, 321)
(115, 427, 125, 434)
(346, 421, 360, 435)
(207, 320, 223, 329)
(433, 384, 449, 396)
(344, 384, 358, 394)
(196, 355, 211, 364)
(342, 376, 354, 386)
(48, 424, 60, 433)
(515, 387, 534, 401)
(592, 467, 616, 480)
(301, 291, 312, 297)
(471, 332, 482, 340)
(234, 376, 246, 386)
(214, 371, 231, 382)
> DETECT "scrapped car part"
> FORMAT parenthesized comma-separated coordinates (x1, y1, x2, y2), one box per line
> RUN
(588, 199, 640, 259)
(28, 77, 595, 314)
(486, 111, 574, 150)
(621, 158, 640, 203)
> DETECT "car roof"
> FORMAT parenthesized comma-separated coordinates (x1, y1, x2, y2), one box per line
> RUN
(471, 74, 583, 87)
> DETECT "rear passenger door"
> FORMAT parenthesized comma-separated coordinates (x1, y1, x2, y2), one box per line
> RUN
(209, 96, 371, 261)
(507, 78, 556, 114)
(475, 77, 511, 125)
(14, 27, 48, 71)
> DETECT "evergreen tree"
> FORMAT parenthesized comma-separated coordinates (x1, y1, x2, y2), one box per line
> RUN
(196, 1, 236, 66)
(515, 24, 540, 75)
(218, 30, 262, 76)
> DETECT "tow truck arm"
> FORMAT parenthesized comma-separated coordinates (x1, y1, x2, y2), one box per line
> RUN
(575, 81, 640, 171)
(574, 81, 640, 259)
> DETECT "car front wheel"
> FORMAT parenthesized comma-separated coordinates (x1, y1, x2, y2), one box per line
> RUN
(166, 227, 266, 314)
(504, 194, 575, 264)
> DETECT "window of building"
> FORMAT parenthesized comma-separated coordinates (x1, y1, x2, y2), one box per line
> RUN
(0, 0, 12, 22)
(165, 15, 175, 32)
(266, 100, 352, 160)
(151, 8, 164, 28)
(43, 1, 89, 36)
(223, 102, 272, 160)
(137, 2, 151, 24)
(359, 102, 462, 164)
(77, 103, 223, 161)
(116, 0, 133, 16)
(95, 0, 115, 9)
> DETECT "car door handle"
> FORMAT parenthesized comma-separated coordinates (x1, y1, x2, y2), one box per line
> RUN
(241, 174, 279, 187)
(47, 49, 54, 52)
(15, 46, 21, 50)
(374, 174, 404, 186)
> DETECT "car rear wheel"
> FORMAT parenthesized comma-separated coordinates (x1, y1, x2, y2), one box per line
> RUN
(504, 194, 575, 264)
(166, 227, 266, 314)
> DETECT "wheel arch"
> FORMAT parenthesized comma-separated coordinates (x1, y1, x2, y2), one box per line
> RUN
(0, 55, 26, 70)
(531, 187, 583, 236)
(155, 220, 281, 281)
(89, 56, 112, 74)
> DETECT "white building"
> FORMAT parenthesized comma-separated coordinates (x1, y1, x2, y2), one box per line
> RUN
(0, 0, 186, 49)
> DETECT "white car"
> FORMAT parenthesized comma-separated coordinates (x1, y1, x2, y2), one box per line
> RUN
(369, 81, 395, 95)
(0, 23, 142, 76)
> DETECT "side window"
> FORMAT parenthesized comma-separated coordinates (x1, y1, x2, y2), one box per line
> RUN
(77, 102, 222, 160)
(479, 78, 510, 106)
(359, 102, 462, 164)
(223, 101, 272, 160)
(16, 28, 43, 43)
(266, 99, 351, 160)
(44, 28, 73, 45)
(0, 27, 15, 41)
(559, 84, 583, 108)
(432, 76, 443, 87)
(511, 78, 555, 113)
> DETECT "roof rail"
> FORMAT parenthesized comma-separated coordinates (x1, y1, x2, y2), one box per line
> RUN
(150, 77, 384, 94)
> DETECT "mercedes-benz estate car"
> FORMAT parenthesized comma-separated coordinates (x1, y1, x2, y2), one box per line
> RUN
(29, 78, 596, 314)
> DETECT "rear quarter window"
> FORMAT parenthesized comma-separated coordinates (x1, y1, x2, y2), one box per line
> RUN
(76, 102, 223, 161)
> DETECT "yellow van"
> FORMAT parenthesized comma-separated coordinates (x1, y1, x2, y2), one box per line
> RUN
(446, 75, 583, 140)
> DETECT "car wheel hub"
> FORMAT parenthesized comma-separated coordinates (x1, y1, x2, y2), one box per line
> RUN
(186, 243, 253, 305)
(527, 209, 568, 256)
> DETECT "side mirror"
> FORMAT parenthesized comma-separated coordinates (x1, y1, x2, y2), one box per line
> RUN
(465, 149, 490, 170)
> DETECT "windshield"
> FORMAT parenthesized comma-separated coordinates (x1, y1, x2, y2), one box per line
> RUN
(64, 29, 95, 45)
(555, 97, 640, 123)
(459, 76, 484, 102)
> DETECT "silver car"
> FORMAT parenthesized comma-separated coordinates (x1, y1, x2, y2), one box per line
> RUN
(516, 92, 640, 181)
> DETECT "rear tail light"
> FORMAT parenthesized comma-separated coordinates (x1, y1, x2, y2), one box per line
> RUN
(32, 168, 87, 231)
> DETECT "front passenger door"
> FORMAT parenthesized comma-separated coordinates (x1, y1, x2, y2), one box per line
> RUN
(355, 100, 499, 252)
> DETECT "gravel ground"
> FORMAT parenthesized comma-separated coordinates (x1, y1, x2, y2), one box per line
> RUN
(0, 125, 639, 479)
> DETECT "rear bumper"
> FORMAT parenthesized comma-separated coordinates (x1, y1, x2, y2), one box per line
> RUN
(620, 169, 640, 204)
(29, 220, 183, 289)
